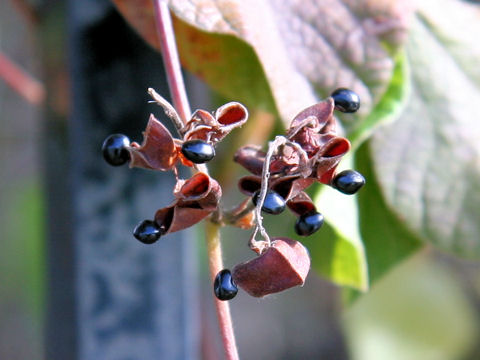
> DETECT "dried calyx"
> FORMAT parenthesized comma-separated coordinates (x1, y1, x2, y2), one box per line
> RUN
(232, 238, 310, 298)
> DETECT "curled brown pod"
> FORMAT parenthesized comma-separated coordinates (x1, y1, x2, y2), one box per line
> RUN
(232, 238, 310, 298)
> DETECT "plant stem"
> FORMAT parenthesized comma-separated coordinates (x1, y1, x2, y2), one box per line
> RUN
(152, 0, 191, 123)
(0, 51, 45, 105)
(205, 222, 240, 360)
(152, 2, 239, 358)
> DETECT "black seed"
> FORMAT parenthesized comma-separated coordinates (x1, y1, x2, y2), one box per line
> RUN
(214, 269, 238, 301)
(102, 134, 131, 166)
(331, 88, 360, 113)
(133, 220, 162, 244)
(252, 190, 286, 215)
(295, 211, 324, 236)
(181, 140, 215, 164)
(332, 170, 365, 195)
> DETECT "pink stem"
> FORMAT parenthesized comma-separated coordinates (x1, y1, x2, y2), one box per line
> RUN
(152, 0, 191, 124)
(151, 2, 239, 359)
(0, 51, 45, 105)
(206, 222, 240, 360)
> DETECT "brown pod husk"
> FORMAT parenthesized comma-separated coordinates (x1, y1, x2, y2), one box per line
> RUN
(175, 172, 214, 200)
(237, 175, 262, 196)
(314, 137, 351, 184)
(286, 98, 337, 157)
(154, 172, 222, 234)
(183, 109, 216, 142)
(235, 144, 300, 176)
(269, 143, 305, 175)
(232, 238, 310, 298)
(286, 192, 316, 216)
(233, 145, 265, 176)
(155, 205, 212, 234)
(128, 114, 177, 170)
(215, 102, 248, 132)
(174, 172, 222, 211)
(183, 103, 248, 144)
(288, 98, 335, 134)
(271, 175, 315, 202)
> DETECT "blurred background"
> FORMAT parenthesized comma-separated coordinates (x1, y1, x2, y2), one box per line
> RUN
(1, 0, 480, 359)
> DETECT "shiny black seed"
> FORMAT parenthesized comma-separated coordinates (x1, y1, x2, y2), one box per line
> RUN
(214, 269, 238, 301)
(332, 170, 365, 195)
(181, 140, 215, 164)
(295, 211, 324, 236)
(133, 220, 162, 244)
(102, 134, 131, 166)
(331, 88, 360, 113)
(252, 190, 286, 215)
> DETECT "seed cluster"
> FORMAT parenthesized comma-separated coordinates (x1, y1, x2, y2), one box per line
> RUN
(101, 88, 365, 301)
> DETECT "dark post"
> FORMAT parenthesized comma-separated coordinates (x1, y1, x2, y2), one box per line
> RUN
(45, 1, 198, 358)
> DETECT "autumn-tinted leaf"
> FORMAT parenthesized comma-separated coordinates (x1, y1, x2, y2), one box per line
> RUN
(112, 0, 413, 127)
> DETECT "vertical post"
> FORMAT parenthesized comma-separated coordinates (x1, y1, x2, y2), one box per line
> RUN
(45, 0, 199, 358)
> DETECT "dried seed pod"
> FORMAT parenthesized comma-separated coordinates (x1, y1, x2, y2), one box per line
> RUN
(314, 137, 351, 184)
(232, 238, 310, 297)
(234, 145, 265, 176)
(286, 191, 316, 216)
(128, 114, 178, 170)
(184, 102, 248, 144)
(154, 173, 222, 234)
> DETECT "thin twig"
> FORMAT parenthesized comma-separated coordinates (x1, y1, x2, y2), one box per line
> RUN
(151, 1, 208, 174)
(151, 2, 238, 359)
(253, 136, 289, 247)
(152, 0, 191, 123)
(0, 51, 45, 105)
(206, 222, 240, 360)
(284, 140, 311, 178)
(148, 87, 184, 133)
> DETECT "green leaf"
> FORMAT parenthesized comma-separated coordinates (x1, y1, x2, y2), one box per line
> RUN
(370, 4, 480, 258)
(343, 253, 480, 360)
(173, 21, 276, 113)
(308, 221, 368, 291)
(310, 155, 368, 291)
(348, 51, 410, 147)
(356, 143, 421, 284)
(310, 143, 421, 292)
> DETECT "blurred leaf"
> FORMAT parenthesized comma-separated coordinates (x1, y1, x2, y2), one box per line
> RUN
(310, 155, 368, 291)
(356, 143, 421, 284)
(370, 3, 480, 258)
(348, 51, 410, 148)
(113, 0, 413, 126)
(343, 253, 479, 360)
(1, 182, 45, 319)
